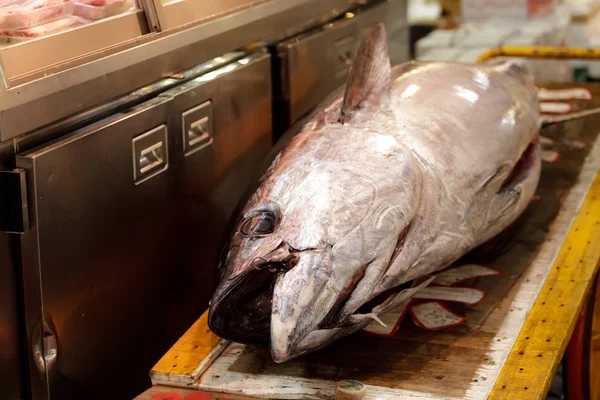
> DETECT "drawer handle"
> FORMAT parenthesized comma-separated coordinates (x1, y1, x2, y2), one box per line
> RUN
(132, 125, 169, 185)
(139, 142, 164, 174)
(188, 116, 211, 148)
(182, 101, 213, 157)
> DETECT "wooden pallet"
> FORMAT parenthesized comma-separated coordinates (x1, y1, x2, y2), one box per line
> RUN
(138, 84, 600, 400)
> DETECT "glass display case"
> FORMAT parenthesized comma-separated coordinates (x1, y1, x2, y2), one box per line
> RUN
(0, 0, 365, 142)
(0, 0, 148, 82)
(153, 0, 268, 31)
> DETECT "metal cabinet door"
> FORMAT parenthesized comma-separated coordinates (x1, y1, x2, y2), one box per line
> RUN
(275, 14, 356, 135)
(16, 96, 198, 400)
(160, 52, 273, 296)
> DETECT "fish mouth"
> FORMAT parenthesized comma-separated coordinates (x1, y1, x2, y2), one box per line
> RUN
(208, 266, 278, 346)
(208, 242, 293, 346)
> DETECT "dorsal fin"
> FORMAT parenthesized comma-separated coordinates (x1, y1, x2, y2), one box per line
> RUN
(339, 22, 391, 124)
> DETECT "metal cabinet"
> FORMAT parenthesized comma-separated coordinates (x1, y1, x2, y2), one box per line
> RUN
(272, 0, 409, 138)
(17, 96, 175, 400)
(14, 51, 273, 400)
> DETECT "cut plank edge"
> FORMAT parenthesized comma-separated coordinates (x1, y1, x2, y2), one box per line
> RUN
(150, 339, 230, 386)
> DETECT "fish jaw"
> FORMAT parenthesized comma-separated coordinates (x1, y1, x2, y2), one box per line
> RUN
(208, 235, 288, 345)
(269, 271, 436, 363)
(270, 248, 341, 362)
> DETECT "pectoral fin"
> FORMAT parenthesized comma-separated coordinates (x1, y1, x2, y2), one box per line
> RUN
(488, 187, 521, 225)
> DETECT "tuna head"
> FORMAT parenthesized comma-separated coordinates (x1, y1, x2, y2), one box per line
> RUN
(208, 23, 422, 362)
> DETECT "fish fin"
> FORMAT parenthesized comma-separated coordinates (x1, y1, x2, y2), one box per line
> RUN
(364, 313, 388, 327)
(541, 106, 600, 126)
(477, 164, 512, 194)
(339, 22, 391, 124)
(488, 187, 521, 225)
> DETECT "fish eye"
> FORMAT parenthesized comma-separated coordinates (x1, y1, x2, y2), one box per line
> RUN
(241, 212, 276, 237)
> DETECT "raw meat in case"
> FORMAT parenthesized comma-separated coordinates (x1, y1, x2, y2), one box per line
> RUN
(0, 15, 89, 39)
(0, 0, 75, 30)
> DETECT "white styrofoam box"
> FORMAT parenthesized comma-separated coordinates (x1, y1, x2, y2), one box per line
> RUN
(407, 0, 441, 24)
(462, 0, 557, 20)
(462, 0, 528, 20)
(417, 48, 461, 61)
(454, 25, 519, 47)
(454, 48, 489, 63)
(518, 21, 552, 39)
(503, 33, 541, 46)
(458, 32, 505, 48)
(415, 29, 455, 58)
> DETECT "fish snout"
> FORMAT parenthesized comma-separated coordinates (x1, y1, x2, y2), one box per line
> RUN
(270, 248, 339, 362)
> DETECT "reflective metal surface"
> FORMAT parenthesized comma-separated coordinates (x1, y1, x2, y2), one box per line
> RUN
(273, 0, 408, 137)
(162, 52, 273, 304)
(15, 51, 272, 400)
(0, 0, 358, 142)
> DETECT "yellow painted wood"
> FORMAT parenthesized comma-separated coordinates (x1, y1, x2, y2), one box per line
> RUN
(476, 46, 600, 63)
(489, 171, 600, 399)
(150, 310, 221, 379)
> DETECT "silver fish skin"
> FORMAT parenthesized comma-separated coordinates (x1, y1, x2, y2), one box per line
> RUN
(208, 22, 541, 363)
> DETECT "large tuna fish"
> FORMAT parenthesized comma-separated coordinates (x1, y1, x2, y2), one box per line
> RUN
(208, 22, 541, 363)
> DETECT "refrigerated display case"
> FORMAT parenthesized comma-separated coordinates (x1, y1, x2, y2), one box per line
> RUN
(0, 0, 147, 83)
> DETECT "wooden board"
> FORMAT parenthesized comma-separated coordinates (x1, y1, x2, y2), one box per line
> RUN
(150, 311, 230, 386)
(144, 84, 600, 400)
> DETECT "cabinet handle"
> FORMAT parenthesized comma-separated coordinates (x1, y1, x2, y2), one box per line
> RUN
(182, 101, 213, 156)
(32, 321, 58, 374)
(132, 125, 169, 185)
